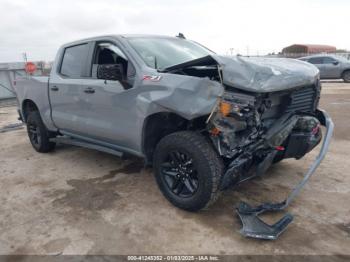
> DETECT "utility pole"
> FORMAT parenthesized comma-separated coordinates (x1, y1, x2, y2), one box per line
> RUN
(229, 48, 234, 56)
(22, 52, 28, 63)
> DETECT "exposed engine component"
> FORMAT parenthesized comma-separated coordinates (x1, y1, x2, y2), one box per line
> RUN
(208, 85, 323, 189)
(208, 91, 259, 158)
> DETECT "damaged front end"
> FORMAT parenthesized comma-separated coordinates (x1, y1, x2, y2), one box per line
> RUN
(207, 85, 323, 189)
(161, 54, 333, 240)
(206, 83, 333, 239)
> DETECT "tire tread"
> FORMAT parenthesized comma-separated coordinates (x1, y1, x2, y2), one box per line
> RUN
(26, 111, 55, 153)
(153, 131, 224, 211)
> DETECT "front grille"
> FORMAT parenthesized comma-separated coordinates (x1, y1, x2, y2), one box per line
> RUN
(285, 86, 317, 113)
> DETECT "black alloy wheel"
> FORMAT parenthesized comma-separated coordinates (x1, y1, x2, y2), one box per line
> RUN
(153, 131, 224, 211)
(26, 111, 56, 153)
(160, 150, 199, 198)
(28, 120, 42, 149)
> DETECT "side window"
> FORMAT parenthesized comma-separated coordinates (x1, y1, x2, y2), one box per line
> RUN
(92, 42, 136, 80)
(308, 57, 323, 65)
(322, 57, 337, 64)
(60, 44, 89, 77)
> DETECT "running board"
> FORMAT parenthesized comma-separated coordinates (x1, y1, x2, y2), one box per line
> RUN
(50, 136, 123, 157)
(236, 109, 334, 240)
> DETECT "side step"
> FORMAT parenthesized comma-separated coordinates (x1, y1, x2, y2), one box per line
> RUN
(50, 136, 123, 157)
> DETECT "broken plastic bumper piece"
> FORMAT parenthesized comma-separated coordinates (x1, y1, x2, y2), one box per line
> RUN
(237, 201, 293, 240)
(236, 109, 334, 240)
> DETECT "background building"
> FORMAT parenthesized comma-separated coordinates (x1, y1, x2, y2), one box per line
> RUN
(282, 44, 337, 58)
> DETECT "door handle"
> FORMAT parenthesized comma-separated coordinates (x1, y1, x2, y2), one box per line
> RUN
(51, 86, 59, 91)
(84, 87, 95, 94)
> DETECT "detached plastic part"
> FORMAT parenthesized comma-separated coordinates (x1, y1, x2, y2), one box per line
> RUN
(237, 202, 293, 240)
(236, 109, 334, 240)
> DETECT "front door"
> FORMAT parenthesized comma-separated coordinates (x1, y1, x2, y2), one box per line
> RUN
(308, 57, 325, 78)
(78, 41, 139, 151)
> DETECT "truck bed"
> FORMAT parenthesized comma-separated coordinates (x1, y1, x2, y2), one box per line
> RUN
(14, 76, 55, 130)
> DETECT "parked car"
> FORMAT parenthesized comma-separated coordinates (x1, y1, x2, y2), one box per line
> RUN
(299, 55, 350, 82)
(14, 35, 332, 214)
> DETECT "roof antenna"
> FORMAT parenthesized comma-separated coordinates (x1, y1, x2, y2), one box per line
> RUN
(176, 33, 186, 39)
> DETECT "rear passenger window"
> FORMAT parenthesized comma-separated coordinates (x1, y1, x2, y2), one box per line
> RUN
(308, 57, 323, 64)
(60, 44, 89, 77)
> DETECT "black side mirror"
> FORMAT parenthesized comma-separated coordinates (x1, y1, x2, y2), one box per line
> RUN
(97, 64, 124, 81)
(333, 61, 339, 66)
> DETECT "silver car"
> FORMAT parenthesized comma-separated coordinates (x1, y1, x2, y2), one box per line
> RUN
(299, 55, 350, 82)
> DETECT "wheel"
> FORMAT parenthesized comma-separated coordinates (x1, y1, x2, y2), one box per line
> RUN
(343, 70, 350, 83)
(153, 131, 224, 211)
(26, 111, 56, 153)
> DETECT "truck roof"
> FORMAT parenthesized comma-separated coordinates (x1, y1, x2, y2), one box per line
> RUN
(62, 34, 179, 47)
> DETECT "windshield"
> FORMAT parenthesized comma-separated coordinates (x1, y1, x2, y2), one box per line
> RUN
(127, 37, 214, 70)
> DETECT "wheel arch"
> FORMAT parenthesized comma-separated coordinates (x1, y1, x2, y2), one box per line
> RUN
(342, 68, 350, 78)
(22, 99, 39, 122)
(141, 112, 208, 164)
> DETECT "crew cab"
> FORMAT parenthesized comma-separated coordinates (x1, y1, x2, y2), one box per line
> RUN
(14, 35, 333, 217)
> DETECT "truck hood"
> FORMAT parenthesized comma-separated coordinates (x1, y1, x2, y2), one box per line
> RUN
(212, 55, 320, 93)
(161, 55, 320, 93)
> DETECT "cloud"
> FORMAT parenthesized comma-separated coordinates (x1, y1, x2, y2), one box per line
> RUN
(0, 0, 349, 62)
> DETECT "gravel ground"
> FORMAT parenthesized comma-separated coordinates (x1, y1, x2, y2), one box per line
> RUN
(0, 82, 349, 255)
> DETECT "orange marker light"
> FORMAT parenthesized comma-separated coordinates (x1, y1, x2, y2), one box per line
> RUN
(220, 101, 231, 116)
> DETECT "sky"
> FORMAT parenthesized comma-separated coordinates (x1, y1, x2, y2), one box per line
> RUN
(0, 0, 349, 62)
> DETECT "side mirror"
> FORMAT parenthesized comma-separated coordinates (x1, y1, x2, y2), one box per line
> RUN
(333, 61, 339, 66)
(97, 64, 124, 81)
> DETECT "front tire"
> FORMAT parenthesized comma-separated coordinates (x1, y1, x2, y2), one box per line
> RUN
(153, 131, 224, 211)
(343, 70, 350, 83)
(26, 111, 56, 153)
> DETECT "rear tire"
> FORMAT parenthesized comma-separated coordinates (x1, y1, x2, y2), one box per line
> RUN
(343, 70, 350, 83)
(26, 111, 56, 153)
(153, 131, 224, 211)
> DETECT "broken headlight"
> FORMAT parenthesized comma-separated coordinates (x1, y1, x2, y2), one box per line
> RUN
(208, 92, 257, 158)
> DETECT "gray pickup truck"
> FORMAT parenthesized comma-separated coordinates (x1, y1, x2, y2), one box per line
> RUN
(14, 35, 333, 239)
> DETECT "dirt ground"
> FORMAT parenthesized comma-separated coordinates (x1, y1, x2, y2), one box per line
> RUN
(0, 82, 349, 255)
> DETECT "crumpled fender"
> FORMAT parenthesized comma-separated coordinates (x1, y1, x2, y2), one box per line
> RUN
(137, 73, 224, 120)
(136, 54, 319, 120)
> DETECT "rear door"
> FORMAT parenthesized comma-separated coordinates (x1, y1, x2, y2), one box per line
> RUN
(321, 57, 341, 78)
(49, 42, 94, 135)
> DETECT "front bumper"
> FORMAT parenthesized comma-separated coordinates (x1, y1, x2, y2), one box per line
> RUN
(221, 110, 331, 189)
(279, 109, 334, 207)
(236, 109, 334, 239)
